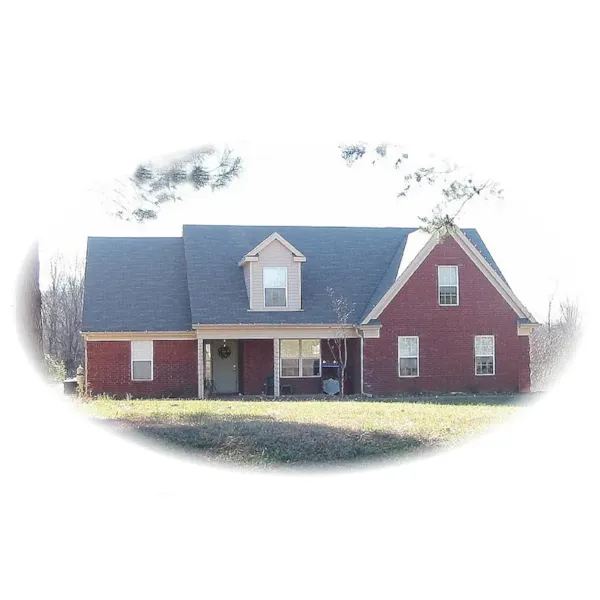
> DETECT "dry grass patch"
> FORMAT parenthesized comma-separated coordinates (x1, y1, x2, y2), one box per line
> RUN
(80, 396, 525, 468)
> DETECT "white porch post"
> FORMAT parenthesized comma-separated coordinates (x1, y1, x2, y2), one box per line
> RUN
(198, 337, 205, 398)
(360, 335, 364, 395)
(273, 338, 280, 398)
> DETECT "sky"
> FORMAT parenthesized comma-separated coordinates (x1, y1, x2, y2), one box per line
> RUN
(39, 142, 582, 324)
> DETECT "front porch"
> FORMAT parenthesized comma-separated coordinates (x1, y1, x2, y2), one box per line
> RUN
(199, 338, 362, 398)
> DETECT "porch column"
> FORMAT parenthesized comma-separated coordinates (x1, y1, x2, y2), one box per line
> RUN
(273, 338, 280, 398)
(197, 337, 205, 398)
(360, 335, 364, 395)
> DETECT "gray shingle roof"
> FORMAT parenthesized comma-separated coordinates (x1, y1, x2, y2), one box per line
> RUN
(82, 237, 192, 332)
(462, 228, 509, 286)
(182, 225, 416, 325)
(82, 225, 511, 331)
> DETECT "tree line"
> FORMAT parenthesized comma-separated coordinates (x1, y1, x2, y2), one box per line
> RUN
(42, 255, 85, 380)
(530, 298, 582, 391)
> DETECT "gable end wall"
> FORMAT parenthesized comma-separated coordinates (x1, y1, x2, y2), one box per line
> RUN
(363, 236, 531, 394)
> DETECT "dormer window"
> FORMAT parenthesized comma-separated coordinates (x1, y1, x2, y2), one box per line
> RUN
(239, 232, 305, 311)
(264, 267, 288, 307)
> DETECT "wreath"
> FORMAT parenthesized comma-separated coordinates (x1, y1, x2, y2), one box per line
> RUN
(218, 344, 232, 360)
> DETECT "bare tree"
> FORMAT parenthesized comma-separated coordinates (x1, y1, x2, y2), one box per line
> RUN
(326, 287, 355, 398)
(530, 297, 582, 391)
(41, 254, 85, 377)
(340, 142, 504, 238)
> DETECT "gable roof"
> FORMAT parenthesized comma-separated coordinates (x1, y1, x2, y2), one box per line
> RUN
(182, 225, 416, 325)
(462, 228, 509, 286)
(360, 232, 412, 322)
(361, 228, 537, 325)
(82, 237, 192, 332)
(82, 224, 527, 332)
(239, 232, 306, 265)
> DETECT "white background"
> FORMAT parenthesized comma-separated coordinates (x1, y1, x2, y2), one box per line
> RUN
(2, 1, 599, 598)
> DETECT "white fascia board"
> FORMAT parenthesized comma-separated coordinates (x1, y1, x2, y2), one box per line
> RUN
(245, 232, 306, 259)
(237, 256, 259, 267)
(361, 234, 439, 324)
(362, 228, 539, 325)
(451, 228, 538, 323)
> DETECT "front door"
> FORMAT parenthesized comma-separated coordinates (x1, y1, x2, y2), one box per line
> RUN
(211, 340, 239, 394)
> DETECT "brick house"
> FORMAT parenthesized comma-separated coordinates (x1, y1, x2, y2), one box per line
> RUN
(81, 224, 538, 398)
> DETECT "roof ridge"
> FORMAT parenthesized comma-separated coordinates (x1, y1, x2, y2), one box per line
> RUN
(87, 236, 183, 241)
(181, 223, 422, 231)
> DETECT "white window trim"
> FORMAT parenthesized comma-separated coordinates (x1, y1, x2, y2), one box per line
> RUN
(263, 266, 288, 308)
(398, 336, 420, 378)
(280, 339, 322, 378)
(131, 340, 154, 381)
(474, 335, 495, 376)
(438, 265, 459, 306)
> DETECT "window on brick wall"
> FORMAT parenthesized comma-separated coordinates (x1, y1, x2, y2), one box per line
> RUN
(398, 336, 419, 377)
(475, 335, 495, 375)
(131, 340, 153, 381)
(438, 265, 459, 305)
(281, 339, 321, 377)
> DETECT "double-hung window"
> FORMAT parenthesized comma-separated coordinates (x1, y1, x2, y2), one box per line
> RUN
(264, 267, 288, 307)
(280, 339, 321, 377)
(474, 335, 495, 375)
(438, 265, 459, 305)
(131, 340, 153, 381)
(398, 336, 419, 377)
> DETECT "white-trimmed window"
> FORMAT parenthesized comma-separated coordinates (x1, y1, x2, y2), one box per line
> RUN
(131, 340, 153, 381)
(438, 265, 459, 305)
(280, 339, 321, 377)
(475, 335, 495, 375)
(398, 336, 419, 377)
(264, 267, 288, 307)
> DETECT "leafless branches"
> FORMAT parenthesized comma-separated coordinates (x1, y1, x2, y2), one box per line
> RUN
(326, 287, 355, 398)
(530, 297, 582, 391)
(41, 254, 85, 377)
(339, 142, 504, 238)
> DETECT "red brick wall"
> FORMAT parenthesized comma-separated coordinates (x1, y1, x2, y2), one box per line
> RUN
(364, 236, 530, 395)
(87, 340, 198, 398)
(280, 376, 322, 395)
(240, 338, 361, 396)
(241, 339, 274, 395)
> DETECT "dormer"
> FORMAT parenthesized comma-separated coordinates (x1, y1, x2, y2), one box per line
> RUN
(238, 232, 306, 311)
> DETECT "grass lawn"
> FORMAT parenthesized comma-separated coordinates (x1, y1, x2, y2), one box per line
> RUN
(79, 394, 529, 469)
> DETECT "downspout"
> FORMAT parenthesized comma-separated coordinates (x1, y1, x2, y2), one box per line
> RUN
(356, 326, 365, 396)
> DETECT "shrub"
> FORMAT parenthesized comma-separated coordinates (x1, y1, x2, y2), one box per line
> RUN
(44, 354, 67, 383)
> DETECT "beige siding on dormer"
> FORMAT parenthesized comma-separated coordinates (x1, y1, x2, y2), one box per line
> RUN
(243, 262, 252, 303)
(250, 239, 301, 311)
